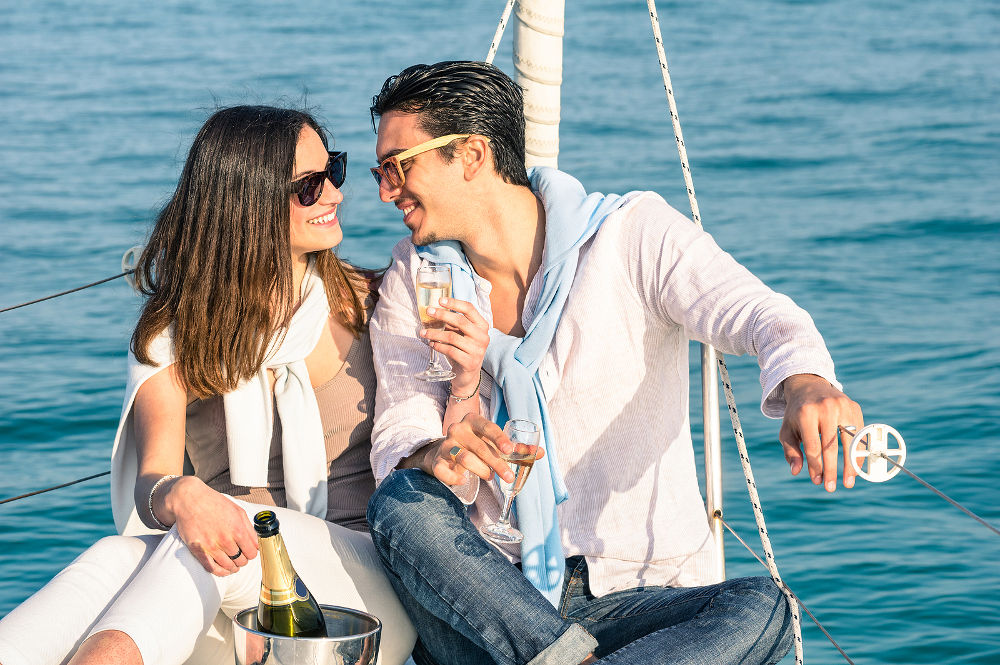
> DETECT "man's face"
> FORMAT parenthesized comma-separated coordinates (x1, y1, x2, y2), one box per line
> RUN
(374, 111, 466, 246)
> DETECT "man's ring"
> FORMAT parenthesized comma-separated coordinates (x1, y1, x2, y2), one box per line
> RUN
(448, 446, 462, 463)
(839, 425, 858, 435)
(228, 546, 243, 561)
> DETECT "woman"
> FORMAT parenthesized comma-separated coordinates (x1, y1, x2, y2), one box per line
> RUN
(0, 105, 468, 665)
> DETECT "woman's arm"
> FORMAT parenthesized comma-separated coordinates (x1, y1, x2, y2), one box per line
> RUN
(132, 366, 258, 576)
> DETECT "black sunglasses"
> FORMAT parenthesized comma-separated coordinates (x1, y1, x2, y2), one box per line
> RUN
(292, 151, 347, 206)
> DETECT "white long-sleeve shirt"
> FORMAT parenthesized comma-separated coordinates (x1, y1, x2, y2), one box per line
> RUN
(370, 190, 839, 597)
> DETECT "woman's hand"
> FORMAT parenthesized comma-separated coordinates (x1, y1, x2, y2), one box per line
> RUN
(132, 363, 257, 576)
(421, 297, 489, 397)
(156, 475, 259, 576)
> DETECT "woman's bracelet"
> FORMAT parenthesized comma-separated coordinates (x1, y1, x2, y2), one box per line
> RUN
(448, 373, 482, 404)
(148, 474, 180, 530)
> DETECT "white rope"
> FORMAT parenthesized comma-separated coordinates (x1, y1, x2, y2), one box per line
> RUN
(718, 358, 805, 664)
(645, 0, 701, 227)
(485, 0, 517, 65)
(645, 1, 804, 660)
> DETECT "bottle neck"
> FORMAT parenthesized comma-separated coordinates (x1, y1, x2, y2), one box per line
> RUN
(258, 533, 299, 605)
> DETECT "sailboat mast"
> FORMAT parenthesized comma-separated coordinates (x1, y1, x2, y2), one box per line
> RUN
(512, 0, 564, 168)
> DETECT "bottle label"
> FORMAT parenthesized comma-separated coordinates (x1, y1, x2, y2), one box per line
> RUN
(259, 577, 311, 606)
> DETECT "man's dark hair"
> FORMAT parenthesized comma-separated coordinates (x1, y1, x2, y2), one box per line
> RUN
(371, 61, 531, 187)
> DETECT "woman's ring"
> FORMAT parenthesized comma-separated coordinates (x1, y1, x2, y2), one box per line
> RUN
(228, 546, 243, 561)
(448, 446, 462, 463)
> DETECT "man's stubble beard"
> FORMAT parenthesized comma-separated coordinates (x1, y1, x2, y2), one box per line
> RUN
(414, 230, 440, 246)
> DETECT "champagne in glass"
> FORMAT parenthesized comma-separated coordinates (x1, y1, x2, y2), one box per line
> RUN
(417, 282, 451, 330)
(480, 420, 541, 545)
(414, 264, 456, 381)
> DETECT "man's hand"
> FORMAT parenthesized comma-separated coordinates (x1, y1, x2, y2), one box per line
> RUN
(403, 414, 544, 486)
(420, 297, 489, 398)
(778, 373, 864, 492)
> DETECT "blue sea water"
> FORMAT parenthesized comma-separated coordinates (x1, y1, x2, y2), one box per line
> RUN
(0, 0, 997, 662)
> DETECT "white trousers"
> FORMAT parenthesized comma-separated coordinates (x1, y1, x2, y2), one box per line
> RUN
(0, 501, 416, 665)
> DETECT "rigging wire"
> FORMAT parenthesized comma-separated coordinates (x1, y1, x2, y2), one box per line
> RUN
(0, 471, 110, 506)
(876, 453, 1000, 537)
(720, 517, 856, 665)
(0, 271, 134, 315)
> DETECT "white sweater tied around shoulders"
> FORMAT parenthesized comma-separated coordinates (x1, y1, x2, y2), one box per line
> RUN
(110, 263, 331, 535)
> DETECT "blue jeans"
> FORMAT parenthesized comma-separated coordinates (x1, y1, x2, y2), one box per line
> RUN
(368, 469, 793, 665)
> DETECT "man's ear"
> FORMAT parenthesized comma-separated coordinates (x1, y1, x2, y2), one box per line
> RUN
(462, 135, 491, 180)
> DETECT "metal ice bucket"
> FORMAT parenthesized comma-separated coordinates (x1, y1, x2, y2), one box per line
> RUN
(233, 605, 381, 665)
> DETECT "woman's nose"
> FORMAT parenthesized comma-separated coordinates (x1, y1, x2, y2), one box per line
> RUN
(322, 178, 345, 204)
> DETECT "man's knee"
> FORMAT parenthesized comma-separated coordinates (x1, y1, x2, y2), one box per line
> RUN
(366, 469, 457, 554)
(367, 469, 438, 525)
(728, 577, 794, 656)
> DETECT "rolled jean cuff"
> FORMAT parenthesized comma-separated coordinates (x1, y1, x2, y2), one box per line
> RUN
(527, 623, 598, 665)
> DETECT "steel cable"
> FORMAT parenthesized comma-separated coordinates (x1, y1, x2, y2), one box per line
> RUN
(0, 270, 134, 315)
(876, 454, 1000, 537)
(0, 471, 110, 506)
(720, 517, 855, 665)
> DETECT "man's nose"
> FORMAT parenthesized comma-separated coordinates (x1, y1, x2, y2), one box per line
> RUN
(378, 177, 401, 203)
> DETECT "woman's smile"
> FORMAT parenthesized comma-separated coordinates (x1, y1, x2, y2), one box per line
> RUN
(307, 206, 339, 226)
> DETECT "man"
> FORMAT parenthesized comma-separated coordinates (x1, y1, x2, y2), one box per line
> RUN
(365, 60, 864, 665)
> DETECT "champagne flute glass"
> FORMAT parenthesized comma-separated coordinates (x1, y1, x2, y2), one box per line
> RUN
(479, 419, 541, 544)
(414, 264, 456, 382)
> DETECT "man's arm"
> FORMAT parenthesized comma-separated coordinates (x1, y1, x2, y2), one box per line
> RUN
(370, 241, 516, 494)
(621, 194, 863, 491)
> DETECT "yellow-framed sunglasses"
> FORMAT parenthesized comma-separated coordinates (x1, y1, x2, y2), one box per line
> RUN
(370, 133, 488, 189)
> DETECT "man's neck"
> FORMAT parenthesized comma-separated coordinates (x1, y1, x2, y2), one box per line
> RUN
(461, 183, 546, 293)
(453, 180, 545, 337)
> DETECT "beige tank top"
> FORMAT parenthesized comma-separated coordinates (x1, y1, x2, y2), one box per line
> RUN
(183, 329, 377, 532)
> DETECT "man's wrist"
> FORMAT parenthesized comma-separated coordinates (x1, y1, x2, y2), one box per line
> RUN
(449, 372, 480, 399)
(449, 373, 481, 403)
(398, 437, 445, 473)
(783, 372, 820, 382)
(782, 373, 826, 391)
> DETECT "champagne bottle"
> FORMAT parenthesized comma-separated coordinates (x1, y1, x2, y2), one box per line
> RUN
(254, 510, 327, 637)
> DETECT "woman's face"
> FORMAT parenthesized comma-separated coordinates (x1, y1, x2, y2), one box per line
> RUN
(289, 125, 344, 265)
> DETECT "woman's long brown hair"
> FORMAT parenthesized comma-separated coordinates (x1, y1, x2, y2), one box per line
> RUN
(131, 106, 369, 399)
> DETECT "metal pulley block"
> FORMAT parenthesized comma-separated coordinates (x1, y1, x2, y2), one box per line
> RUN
(840, 424, 906, 483)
